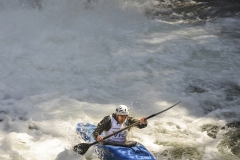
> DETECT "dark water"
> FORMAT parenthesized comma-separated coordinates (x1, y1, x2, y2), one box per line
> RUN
(146, 0, 240, 22)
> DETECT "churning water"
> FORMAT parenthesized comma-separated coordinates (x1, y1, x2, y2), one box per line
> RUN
(0, 0, 239, 159)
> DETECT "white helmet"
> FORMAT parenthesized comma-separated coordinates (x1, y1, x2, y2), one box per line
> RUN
(116, 105, 129, 115)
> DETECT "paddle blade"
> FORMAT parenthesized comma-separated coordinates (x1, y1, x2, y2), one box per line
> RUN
(73, 143, 91, 155)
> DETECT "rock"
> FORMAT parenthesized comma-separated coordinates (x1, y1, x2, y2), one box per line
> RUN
(201, 124, 220, 139)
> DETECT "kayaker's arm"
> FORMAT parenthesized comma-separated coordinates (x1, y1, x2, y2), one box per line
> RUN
(92, 115, 111, 141)
(127, 117, 147, 129)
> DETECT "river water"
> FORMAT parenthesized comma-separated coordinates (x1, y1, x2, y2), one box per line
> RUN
(0, 0, 239, 159)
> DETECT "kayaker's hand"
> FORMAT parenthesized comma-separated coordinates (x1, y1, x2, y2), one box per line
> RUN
(140, 117, 147, 124)
(97, 135, 103, 142)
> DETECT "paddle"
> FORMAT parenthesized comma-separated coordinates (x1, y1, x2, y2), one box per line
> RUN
(73, 101, 181, 155)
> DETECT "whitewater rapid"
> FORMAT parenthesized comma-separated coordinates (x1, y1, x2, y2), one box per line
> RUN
(0, 0, 239, 159)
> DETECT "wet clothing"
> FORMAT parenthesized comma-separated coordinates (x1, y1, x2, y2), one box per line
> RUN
(92, 113, 147, 142)
(103, 114, 128, 143)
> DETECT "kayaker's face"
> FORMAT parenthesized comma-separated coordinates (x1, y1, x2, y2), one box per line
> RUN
(117, 115, 128, 124)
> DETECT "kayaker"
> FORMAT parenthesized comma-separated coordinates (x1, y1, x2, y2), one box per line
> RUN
(92, 105, 147, 143)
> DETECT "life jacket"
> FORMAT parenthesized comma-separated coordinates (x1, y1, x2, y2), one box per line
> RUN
(103, 115, 128, 143)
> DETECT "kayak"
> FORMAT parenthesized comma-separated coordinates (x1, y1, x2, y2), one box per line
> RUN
(76, 123, 156, 160)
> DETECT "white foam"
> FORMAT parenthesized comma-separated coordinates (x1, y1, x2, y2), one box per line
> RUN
(0, 0, 239, 159)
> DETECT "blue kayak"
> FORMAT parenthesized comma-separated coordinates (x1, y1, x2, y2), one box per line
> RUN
(76, 123, 156, 160)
